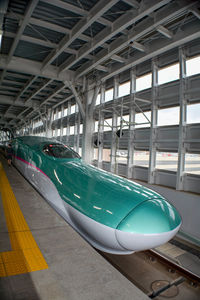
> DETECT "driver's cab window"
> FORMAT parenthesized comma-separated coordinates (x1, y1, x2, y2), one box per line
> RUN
(43, 145, 53, 156)
(43, 143, 80, 159)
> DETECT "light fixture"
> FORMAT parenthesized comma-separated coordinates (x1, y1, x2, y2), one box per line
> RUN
(0, 30, 3, 49)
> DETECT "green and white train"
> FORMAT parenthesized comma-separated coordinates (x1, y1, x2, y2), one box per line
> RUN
(11, 136, 181, 254)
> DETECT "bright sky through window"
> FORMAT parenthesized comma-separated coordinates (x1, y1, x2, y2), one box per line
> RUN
(136, 73, 152, 91)
(95, 121, 98, 132)
(64, 108, 68, 116)
(158, 63, 179, 85)
(105, 88, 113, 102)
(79, 124, 83, 134)
(63, 127, 67, 135)
(135, 111, 151, 128)
(96, 94, 101, 105)
(71, 105, 75, 114)
(158, 107, 179, 126)
(118, 81, 130, 97)
(104, 118, 112, 131)
(187, 103, 200, 124)
(186, 55, 200, 77)
(70, 126, 75, 135)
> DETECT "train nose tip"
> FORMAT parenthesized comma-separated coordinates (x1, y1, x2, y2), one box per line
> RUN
(116, 199, 181, 251)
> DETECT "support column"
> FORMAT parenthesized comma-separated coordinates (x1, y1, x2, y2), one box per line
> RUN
(110, 76, 119, 174)
(54, 108, 58, 139)
(176, 47, 187, 190)
(66, 101, 71, 144)
(29, 120, 33, 135)
(59, 104, 64, 142)
(127, 68, 136, 179)
(82, 85, 96, 163)
(148, 59, 158, 184)
(97, 84, 105, 169)
(46, 109, 53, 138)
(74, 104, 80, 152)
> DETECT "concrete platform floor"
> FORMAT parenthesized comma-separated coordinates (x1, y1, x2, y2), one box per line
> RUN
(0, 158, 148, 300)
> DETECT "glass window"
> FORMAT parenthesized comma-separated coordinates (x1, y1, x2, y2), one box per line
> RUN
(58, 111, 61, 119)
(118, 81, 130, 97)
(116, 150, 127, 165)
(57, 129, 61, 136)
(187, 103, 200, 124)
(186, 55, 200, 77)
(156, 152, 178, 171)
(95, 121, 99, 132)
(134, 151, 149, 167)
(53, 112, 57, 120)
(71, 105, 75, 114)
(136, 73, 151, 92)
(79, 148, 82, 156)
(117, 115, 129, 128)
(185, 153, 200, 175)
(158, 106, 179, 126)
(135, 111, 151, 128)
(158, 63, 179, 85)
(70, 126, 75, 135)
(105, 88, 113, 102)
(63, 127, 67, 135)
(103, 149, 111, 162)
(96, 94, 101, 105)
(43, 144, 80, 159)
(104, 118, 112, 131)
(79, 124, 83, 134)
(94, 148, 98, 160)
(64, 108, 68, 116)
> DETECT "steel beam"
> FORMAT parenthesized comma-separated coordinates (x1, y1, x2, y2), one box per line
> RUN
(0, 0, 8, 30)
(148, 60, 158, 184)
(127, 68, 136, 179)
(42, 0, 118, 70)
(156, 25, 173, 39)
(97, 84, 105, 169)
(130, 41, 146, 52)
(75, 0, 197, 79)
(176, 47, 187, 190)
(0, 55, 76, 82)
(123, 0, 140, 9)
(61, 0, 171, 73)
(67, 82, 85, 119)
(0, 95, 39, 108)
(111, 55, 126, 63)
(100, 20, 200, 82)
(110, 76, 119, 174)
(0, 1, 39, 86)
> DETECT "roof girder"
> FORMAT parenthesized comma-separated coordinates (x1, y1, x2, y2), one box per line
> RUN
(75, 0, 198, 78)
(41, 0, 119, 70)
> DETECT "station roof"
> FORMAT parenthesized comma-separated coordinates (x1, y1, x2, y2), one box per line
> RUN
(0, 0, 200, 130)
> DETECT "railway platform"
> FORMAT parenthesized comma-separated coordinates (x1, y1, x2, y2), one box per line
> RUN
(0, 157, 148, 300)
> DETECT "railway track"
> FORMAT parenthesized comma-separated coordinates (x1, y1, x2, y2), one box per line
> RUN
(98, 248, 200, 299)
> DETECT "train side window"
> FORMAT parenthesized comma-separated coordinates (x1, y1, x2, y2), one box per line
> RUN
(43, 144, 80, 159)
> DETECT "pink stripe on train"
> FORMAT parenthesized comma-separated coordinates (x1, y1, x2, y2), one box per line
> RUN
(14, 155, 49, 179)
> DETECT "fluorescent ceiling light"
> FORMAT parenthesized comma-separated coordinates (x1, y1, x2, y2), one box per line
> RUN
(0, 30, 3, 49)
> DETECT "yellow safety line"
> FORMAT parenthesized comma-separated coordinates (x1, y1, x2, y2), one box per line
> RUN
(0, 162, 48, 277)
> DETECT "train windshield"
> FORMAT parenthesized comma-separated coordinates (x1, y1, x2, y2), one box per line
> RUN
(43, 144, 80, 159)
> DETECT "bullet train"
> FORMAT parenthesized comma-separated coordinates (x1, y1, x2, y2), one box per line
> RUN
(11, 136, 181, 254)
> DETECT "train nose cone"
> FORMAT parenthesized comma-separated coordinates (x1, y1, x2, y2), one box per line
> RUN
(116, 199, 181, 252)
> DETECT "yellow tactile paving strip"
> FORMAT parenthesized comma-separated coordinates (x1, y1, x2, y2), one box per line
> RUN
(0, 162, 48, 277)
